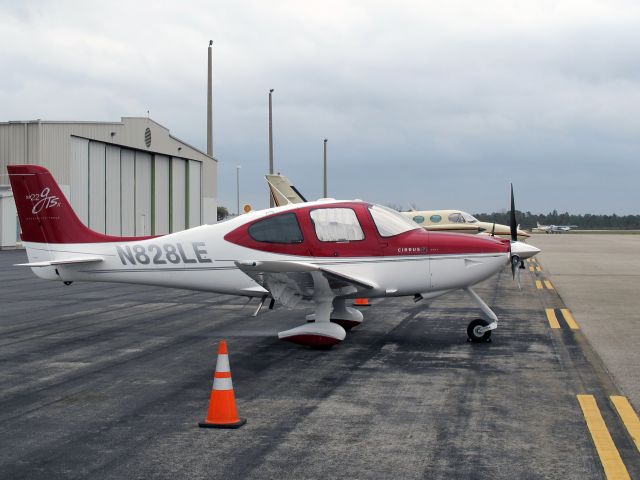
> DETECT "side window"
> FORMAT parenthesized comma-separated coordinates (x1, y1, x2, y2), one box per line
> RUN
(248, 213, 303, 243)
(412, 215, 425, 224)
(310, 208, 365, 242)
(430, 214, 442, 223)
(448, 212, 464, 223)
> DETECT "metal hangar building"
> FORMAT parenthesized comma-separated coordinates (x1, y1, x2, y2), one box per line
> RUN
(0, 117, 217, 247)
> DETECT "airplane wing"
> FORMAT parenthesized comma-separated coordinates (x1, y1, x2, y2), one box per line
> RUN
(423, 224, 480, 233)
(15, 256, 104, 267)
(235, 260, 376, 308)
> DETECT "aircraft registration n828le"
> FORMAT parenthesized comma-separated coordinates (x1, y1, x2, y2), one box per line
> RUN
(7, 165, 540, 348)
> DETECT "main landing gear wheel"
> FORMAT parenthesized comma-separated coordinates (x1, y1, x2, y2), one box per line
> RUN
(467, 319, 492, 343)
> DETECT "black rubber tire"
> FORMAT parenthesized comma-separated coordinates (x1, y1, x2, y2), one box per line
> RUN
(467, 318, 491, 343)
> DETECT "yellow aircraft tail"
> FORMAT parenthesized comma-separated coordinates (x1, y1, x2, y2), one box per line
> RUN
(266, 174, 307, 206)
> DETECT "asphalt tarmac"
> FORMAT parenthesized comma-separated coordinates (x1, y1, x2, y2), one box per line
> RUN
(1, 248, 639, 479)
(530, 233, 640, 411)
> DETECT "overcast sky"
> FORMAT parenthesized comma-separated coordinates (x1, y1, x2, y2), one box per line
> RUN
(2, 0, 640, 214)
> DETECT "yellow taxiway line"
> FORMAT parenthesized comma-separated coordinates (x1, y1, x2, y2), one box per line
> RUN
(611, 396, 640, 454)
(529, 266, 535, 272)
(545, 309, 561, 329)
(536, 280, 543, 289)
(536, 266, 542, 272)
(577, 395, 630, 480)
(544, 280, 554, 290)
(560, 309, 580, 330)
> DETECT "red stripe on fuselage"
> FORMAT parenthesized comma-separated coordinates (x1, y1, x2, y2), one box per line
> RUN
(225, 202, 509, 257)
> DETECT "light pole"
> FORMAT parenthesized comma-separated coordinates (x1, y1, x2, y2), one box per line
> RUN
(236, 165, 241, 216)
(207, 40, 213, 156)
(323, 138, 328, 198)
(268, 89, 274, 207)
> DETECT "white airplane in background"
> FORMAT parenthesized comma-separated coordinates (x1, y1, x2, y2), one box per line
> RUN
(535, 222, 579, 234)
(8, 165, 539, 347)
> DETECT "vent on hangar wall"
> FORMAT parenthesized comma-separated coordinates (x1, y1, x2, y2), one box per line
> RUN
(144, 127, 152, 147)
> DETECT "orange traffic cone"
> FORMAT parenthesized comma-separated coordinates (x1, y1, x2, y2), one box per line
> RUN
(198, 340, 246, 429)
(353, 298, 370, 306)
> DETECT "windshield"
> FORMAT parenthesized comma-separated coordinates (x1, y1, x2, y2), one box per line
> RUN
(462, 212, 478, 223)
(369, 205, 421, 237)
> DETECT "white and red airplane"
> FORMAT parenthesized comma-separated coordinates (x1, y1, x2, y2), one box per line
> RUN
(8, 165, 539, 347)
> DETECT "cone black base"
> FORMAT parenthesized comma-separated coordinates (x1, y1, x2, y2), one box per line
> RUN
(198, 418, 246, 429)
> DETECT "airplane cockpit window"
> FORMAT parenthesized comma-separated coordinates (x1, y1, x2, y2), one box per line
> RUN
(310, 208, 364, 242)
(462, 212, 478, 223)
(448, 212, 464, 223)
(369, 205, 421, 237)
(248, 213, 303, 243)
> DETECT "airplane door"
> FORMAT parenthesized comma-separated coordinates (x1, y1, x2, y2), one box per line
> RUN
(304, 206, 383, 258)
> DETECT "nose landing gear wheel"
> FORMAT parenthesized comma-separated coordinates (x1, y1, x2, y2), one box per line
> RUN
(467, 318, 492, 343)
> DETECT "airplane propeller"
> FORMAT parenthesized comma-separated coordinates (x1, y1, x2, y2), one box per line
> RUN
(509, 183, 524, 288)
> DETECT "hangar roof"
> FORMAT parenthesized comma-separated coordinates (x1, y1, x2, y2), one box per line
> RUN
(0, 117, 216, 164)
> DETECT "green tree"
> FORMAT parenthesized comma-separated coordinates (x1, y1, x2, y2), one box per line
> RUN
(217, 206, 229, 221)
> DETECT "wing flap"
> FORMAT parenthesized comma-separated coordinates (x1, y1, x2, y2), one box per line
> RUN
(235, 260, 377, 309)
(235, 260, 376, 290)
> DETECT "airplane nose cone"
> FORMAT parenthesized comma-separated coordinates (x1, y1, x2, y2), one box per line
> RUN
(511, 241, 541, 259)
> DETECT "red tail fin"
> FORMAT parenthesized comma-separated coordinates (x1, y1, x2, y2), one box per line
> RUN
(7, 165, 154, 244)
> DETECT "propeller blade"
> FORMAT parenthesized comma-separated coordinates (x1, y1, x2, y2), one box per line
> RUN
(510, 183, 517, 242)
(511, 255, 518, 280)
(491, 222, 496, 237)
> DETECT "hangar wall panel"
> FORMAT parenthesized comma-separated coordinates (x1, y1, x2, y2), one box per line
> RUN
(188, 160, 201, 228)
(121, 149, 135, 236)
(203, 197, 217, 225)
(69, 137, 89, 225)
(0, 127, 11, 164)
(154, 155, 170, 235)
(171, 158, 186, 232)
(135, 152, 152, 236)
(0, 194, 18, 248)
(88, 141, 106, 232)
(105, 145, 121, 235)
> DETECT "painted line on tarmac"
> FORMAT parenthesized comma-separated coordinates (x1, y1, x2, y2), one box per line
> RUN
(545, 309, 561, 329)
(577, 394, 631, 480)
(560, 308, 580, 330)
(536, 266, 542, 272)
(611, 396, 640, 454)
(535, 279, 556, 291)
(529, 266, 535, 272)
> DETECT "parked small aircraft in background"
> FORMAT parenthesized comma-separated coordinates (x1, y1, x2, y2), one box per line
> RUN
(9, 165, 539, 348)
(402, 209, 530, 240)
(267, 174, 530, 240)
(534, 222, 578, 234)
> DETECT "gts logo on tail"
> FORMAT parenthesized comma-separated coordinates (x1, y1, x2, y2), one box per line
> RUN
(116, 242, 212, 265)
(26, 188, 61, 214)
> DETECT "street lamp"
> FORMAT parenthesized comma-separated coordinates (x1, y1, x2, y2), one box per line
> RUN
(268, 89, 274, 207)
(323, 138, 328, 198)
(236, 165, 241, 216)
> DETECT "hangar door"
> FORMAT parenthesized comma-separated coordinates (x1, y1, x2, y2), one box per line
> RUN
(188, 160, 201, 228)
(68, 137, 204, 236)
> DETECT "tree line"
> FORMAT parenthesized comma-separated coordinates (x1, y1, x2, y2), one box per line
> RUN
(474, 210, 640, 230)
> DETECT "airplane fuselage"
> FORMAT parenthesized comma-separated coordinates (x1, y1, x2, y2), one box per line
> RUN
(24, 202, 510, 300)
